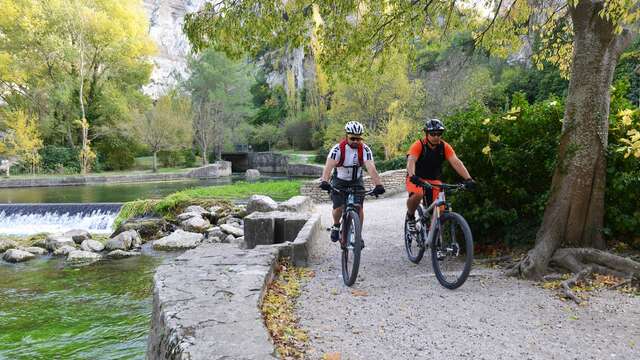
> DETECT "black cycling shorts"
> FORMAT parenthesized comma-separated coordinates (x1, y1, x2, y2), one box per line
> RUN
(331, 178, 365, 209)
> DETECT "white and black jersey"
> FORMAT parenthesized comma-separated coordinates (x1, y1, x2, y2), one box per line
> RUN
(327, 143, 374, 181)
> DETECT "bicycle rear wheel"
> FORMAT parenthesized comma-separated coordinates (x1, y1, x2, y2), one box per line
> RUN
(405, 205, 427, 264)
(341, 210, 362, 286)
(431, 212, 473, 289)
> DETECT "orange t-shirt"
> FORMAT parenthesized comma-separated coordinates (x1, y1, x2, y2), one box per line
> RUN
(407, 139, 455, 160)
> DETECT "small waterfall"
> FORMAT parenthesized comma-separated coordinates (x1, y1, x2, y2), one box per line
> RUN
(0, 203, 122, 235)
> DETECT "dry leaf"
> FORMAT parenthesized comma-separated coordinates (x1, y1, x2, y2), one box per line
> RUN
(323, 352, 341, 360)
(351, 289, 369, 297)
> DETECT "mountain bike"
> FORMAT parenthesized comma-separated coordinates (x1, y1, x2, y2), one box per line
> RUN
(327, 184, 376, 286)
(404, 180, 474, 289)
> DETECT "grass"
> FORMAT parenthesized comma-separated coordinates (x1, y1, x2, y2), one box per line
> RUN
(112, 179, 302, 228)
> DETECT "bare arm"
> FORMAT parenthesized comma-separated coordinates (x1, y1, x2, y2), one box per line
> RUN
(406, 155, 417, 177)
(364, 160, 382, 186)
(321, 157, 338, 182)
(448, 155, 472, 180)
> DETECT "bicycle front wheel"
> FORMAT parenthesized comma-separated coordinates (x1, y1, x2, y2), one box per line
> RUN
(341, 210, 362, 286)
(405, 205, 426, 264)
(431, 212, 473, 289)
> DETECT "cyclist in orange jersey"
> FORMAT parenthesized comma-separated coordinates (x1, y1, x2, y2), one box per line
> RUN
(405, 119, 475, 234)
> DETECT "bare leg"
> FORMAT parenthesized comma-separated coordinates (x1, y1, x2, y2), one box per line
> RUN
(406, 193, 422, 216)
(332, 207, 343, 225)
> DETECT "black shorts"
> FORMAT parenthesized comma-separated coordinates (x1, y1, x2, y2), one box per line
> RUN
(331, 178, 365, 209)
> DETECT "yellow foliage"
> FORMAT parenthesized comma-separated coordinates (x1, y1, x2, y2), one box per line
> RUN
(1, 110, 43, 173)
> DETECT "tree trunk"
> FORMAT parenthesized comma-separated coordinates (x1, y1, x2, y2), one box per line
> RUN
(152, 151, 158, 173)
(201, 144, 208, 165)
(512, 1, 636, 279)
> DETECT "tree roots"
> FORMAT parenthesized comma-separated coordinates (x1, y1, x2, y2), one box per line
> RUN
(507, 247, 640, 303)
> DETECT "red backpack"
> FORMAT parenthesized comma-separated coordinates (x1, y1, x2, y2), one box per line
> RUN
(337, 139, 364, 167)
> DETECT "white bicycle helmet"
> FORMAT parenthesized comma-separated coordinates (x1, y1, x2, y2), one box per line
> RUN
(344, 121, 364, 135)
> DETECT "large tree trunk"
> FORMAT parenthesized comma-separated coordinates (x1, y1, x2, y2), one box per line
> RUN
(512, 1, 636, 279)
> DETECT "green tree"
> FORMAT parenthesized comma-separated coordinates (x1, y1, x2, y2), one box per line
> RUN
(0, 110, 44, 174)
(253, 123, 282, 151)
(185, 0, 640, 279)
(185, 49, 254, 162)
(133, 90, 192, 172)
(0, 0, 154, 168)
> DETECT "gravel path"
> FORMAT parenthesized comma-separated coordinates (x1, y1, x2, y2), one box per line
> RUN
(297, 194, 640, 360)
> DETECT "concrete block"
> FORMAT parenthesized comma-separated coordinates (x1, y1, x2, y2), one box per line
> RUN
(243, 213, 275, 249)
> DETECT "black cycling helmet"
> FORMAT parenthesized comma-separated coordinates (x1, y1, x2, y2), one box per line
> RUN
(424, 118, 445, 132)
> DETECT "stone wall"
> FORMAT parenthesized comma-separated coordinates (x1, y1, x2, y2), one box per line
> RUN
(300, 169, 407, 202)
(186, 161, 232, 178)
(0, 172, 188, 188)
(248, 152, 288, 173)
(147, 244, 279, 359)
(287, 163, 323, 177)
(147, 199, 323, 359)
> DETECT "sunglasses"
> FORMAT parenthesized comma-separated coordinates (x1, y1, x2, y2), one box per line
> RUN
(428, 131, 443, 137)
(348, 137, 363, 141)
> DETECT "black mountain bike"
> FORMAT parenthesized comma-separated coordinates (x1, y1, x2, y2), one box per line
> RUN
(404, 181, 474, 289)
(327, 184, 376, 286)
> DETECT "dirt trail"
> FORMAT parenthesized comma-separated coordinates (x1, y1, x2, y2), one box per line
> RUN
(297, 194, 640, 359)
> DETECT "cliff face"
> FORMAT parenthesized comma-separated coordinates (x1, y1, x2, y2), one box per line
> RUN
(142, 0, 311, 98)
(142, 0, 207, 98)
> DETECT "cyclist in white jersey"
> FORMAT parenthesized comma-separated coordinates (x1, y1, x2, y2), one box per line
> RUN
(319, 121, 385, 243)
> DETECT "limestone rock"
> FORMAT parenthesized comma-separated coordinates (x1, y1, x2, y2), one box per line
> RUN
(45, 235, 75, 252)
(0, 239, 18, 253)
(3, 249, 36, 263)
(105, 230, 141, 251)
(80, 240, 105, 253)
(277, 196, 313, 213)
(246, 195, 278, 214)
(23, 247, 48, 255)
(245, 169, 261, 180)
(223, 234, 235, 243)
(111, 217, 169, 240)
(107, 250, 141, 259)
(220, 224, 244, 237)
(153, 229, 203, 251)
(206, 226, 225, 240)
(176, 211, 201, 221)
(63, 229, 92, 244)
(53, 245, 77, 256)
(183, 205, 208, 215)
(66, 250, 101, 264)
(181, 215, 210, 233)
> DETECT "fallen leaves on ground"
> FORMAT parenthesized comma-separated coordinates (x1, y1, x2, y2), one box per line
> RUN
(261, 259, 313, 360)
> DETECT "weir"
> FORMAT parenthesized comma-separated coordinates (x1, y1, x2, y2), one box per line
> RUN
(0, 203, 122, 235)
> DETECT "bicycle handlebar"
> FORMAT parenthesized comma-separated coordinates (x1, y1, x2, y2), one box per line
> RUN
(412, 180, 468, 192)
(327, 184, 377, 197)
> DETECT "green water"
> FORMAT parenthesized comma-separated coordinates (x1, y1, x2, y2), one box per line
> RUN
(0, 174, 290, 203)
(0, 253, 168, 359)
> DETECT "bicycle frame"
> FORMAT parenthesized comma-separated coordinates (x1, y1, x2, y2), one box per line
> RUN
(422, 190, 447, 248)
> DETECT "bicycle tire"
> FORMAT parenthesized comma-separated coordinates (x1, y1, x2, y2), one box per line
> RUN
(404, 205, 427, 264)
(431, 212, 473, 289)
(341, 210, 362, 286)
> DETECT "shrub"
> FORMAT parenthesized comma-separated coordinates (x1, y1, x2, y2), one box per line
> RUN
(39, 146, 81, 174)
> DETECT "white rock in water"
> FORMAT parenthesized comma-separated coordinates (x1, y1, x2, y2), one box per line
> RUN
(153, 229, 203, 251)
(80, 240, 105, 253)
(3, 249, 36, 263)
(66, 250, 102, 264)
(53, 245, 77, 256)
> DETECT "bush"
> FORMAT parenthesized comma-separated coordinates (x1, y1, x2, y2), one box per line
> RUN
(39, 146, 81, 174)
(442, 94, 563, 247)
(158, 150, 184, 167)
(94, 134, 136, 171)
